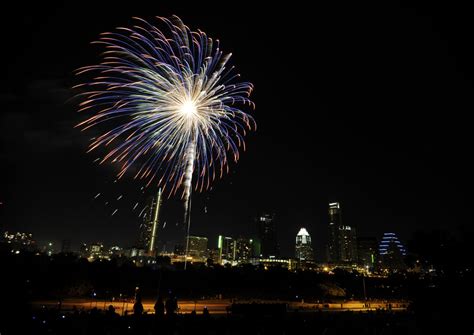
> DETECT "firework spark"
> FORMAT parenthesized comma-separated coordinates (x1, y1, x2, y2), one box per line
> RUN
(75, 16, 255, 201)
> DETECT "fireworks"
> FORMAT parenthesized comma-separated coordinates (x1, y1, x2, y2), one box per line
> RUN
(75, 16, 255, 201)
(76, 16, 255, 268)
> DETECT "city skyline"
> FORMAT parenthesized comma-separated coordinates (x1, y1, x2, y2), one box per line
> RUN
(3, 202, 401, 264)
(1, 2, 474, 258)
(2, 198, 420, 259)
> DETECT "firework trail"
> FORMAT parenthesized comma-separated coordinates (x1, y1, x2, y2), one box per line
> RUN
(75, 16, 255, 264)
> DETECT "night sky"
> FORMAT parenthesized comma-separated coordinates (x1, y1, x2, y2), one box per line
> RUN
(1, 1, 473, 258)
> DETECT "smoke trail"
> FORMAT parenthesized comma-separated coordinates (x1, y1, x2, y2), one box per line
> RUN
(183, 139, 196, 223)
(183, 139, 196, 269)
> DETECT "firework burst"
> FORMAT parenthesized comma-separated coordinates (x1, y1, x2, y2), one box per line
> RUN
(75, 16, 256, 202)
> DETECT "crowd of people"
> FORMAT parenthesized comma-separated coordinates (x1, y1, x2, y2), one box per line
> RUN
(6, 299, 417, 335)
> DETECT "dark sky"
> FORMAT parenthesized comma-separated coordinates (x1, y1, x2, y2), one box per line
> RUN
(1, 1, 473, 258)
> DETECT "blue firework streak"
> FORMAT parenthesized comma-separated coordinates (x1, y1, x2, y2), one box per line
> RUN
(74, 15, 255, 200)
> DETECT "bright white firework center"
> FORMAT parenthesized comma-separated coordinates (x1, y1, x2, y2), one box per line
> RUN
(179, 100, 198, 117)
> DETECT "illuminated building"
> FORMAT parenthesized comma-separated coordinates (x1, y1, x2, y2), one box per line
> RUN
(80, 242, 108, 260)
(379, 233, 406, 256)
(234, 238, 254, 263)
(357, 237, 377, 270)
(90, 242, 106, 259)
(256, 213, 279, 258)
(251, 239, 261, 257)
(79, 243, 90, 258)
(187, 236, 208, 259)
(127, 247, 148, 258)
(43, 242, 55, 256)
(250, 257, 297, 271)
(108, 246, 124, 257)
(3, 231, 36, 252)
(218, 235, 235, 264)
(138, 188, 162, 255)
(90, 243, 103, 256)
(208, 248, 220, 264)
(163, 238, 208, 265)
(326, 202, 358, 264)
(339, 225, 358, 263)
(327, 202, 342, 263)
(214, 236, 256, 265)
(378, 232, 407, 272)
(295, 228, 314, 261)
(174, 243, 185, 256)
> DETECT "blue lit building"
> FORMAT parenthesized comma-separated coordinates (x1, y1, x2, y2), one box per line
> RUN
(378, 232, 407, 272)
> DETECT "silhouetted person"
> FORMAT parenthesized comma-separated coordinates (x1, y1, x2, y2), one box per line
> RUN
(106, 305, 118, 318)
(134, 298, 144, 316)
(165, 297, 178, 316)
(134, 287, 142, 303)
(154, 296, 165, 318)
(103, 304, 119, 334)
(202, 306, 210, 319)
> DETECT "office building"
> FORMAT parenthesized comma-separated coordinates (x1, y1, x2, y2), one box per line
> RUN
(295, 228, 314, 261)
(339, 225, 358, 263)
(327, 202, 342, 263)
(326, 202, 358, 264)
(187, 236, 208, 259)
(218, 235, 235, 264)
(234, 237, 254, 263)
(256, 213, 279, 258)
(357, 236, 378, 269)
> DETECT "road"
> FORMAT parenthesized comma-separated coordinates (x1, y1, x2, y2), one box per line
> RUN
(32, 299, 408, 315)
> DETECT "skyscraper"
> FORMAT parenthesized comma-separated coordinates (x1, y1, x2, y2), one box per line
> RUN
(339, 225, 358, 263)
(295, 228, 314, 261)
(357, 236, 378, 269)
(138, 189, 162, 254)
(218, 235, 235, 264)
(327, 202, 342, 263)
(234, 237, 254, 263)
(326, 202, 357, 265)
(187, 236, 208, 259)
(256, 213, 279, 258)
